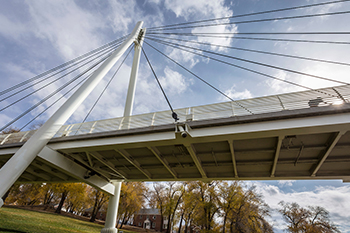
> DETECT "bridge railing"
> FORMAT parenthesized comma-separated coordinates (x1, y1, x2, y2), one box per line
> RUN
(1, 85, 349, 145)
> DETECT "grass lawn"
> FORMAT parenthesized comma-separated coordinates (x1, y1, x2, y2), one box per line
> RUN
(0, 207, 136, 233)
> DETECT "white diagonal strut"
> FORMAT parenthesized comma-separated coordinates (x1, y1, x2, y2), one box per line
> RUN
(271, 136, 284, 177)
(0, 21, 144, 207)
(311, 131, 345, 176)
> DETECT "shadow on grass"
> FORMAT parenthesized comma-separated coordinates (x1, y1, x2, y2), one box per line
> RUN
(0, 228, 26, 233)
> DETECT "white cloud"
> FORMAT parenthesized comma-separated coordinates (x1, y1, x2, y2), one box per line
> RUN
(223, 85, 253, 100)
(159, 66, 193, 95)
(164, 0, 231, 20)
(0, 15, 29, 40)
(277, 180, 296, 187)
(160, 0, 236, 65)
(253, 182, 350, 232)
(0, 114, 12, 128)
(26, 0, 106, 60)
(167, 45, 200, 69)
(265, 70, 303, 94)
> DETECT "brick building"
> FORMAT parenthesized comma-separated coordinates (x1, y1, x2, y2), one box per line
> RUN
(133, 208, 168, 232)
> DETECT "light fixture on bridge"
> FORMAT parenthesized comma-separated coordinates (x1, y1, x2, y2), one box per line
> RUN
(175, 123, 191, 138)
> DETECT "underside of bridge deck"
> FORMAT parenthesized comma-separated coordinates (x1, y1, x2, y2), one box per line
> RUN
(1, 103, 350, 185)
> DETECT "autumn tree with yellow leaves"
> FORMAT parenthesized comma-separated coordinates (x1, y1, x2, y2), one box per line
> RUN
(117, 182, 147, 229)
(279, 201, 340, 233)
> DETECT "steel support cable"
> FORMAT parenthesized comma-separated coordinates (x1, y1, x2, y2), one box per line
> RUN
(146, 39, 338, 98)
(143, 41, 253, 114)
(149, 33, 350, 45)
(0, 42, 123, 104)
(148, 0, 349, 30)
(148, 32, 350, 35)
(0, 52, 112, 132)
(0, 44, 120, 113)
(146, 37, 349, 85)
(141, 47, 179, 121)
(146, 35, 350, 67)
(0, 35, 128, 97)
(19, 74, 92, 131)
(148, 10, 350, 31)
(79, 45, 134, 127)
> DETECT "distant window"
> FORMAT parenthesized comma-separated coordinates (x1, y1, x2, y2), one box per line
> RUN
(138, 222, 142, 226)
(139, 215, 142, 219)
(163, 224, 167, 229)
(153, 215, 156, 220)
(152, 222, 156, 228)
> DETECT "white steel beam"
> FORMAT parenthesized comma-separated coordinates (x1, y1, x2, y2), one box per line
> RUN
(89, 151, 127, 179)
(0, 22, 143, 203)
(148, 146, 178, 179)
(116, 149, 152, 179)
(85, 152, 94, 167)
(185, 144, 207, 179)
(32, 161, 69, 181)
(69, 153, 111, 181)
(228, 141, 238, 178)
(25, 167, 51, 181)
(37, 146, 115, 195)
(271, 136, 284, 177)
(311, 131, 346, 176)
(20, 173, 37, 181)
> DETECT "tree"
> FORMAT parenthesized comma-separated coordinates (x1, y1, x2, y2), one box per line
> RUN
(1, 126, 20, 134)
(118, 182, 147, 229)
(177, 182, 200, 233)
(40, 183, 60, 209)
(217, 181, 241, 233)
(224, 185, 273, 233)
(149, 182, 184, 232)
(65, 183, 88, 214)
(87, 187, 109, 222)
(55, 184, 75, 213)
(191, 181, 220, 232)
(279, 201, 340, 233)
(5, 183, 43, 205)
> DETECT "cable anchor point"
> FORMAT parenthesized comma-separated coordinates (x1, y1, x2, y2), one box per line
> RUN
(172, 112, 179, 122)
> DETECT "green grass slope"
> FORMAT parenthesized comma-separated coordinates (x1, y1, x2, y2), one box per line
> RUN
(0, 207, 135, 233)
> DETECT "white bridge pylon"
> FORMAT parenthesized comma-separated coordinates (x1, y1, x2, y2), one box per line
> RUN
(0, 21, 145, 233)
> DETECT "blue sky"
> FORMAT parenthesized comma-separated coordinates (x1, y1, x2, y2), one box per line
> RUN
(1, 0, 350, 232)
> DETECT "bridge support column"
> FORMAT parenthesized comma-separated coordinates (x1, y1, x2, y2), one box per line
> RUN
(124, 29, 146, 117)
(101, 181, 122, 233)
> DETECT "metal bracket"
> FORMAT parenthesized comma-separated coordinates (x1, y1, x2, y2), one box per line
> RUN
(175, 123, 191, 138)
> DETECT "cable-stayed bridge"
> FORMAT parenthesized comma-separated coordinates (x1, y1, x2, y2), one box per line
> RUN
(1, 1, 350, 232)
(1, 84, 350, 185)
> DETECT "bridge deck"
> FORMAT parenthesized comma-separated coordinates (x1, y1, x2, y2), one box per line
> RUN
(1, 85, 350, 183)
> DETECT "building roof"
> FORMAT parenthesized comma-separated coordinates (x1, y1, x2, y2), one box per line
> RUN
(136, 208, 161, 215)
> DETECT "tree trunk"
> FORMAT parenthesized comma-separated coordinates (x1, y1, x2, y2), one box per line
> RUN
(2, 189, 10, 203)
(89, 198, 99, 222)
(178, 213, 184, 233)
(120, 215, 127, 229)
(55, 190, 68, 214)
(166, 213, 172, 233)
(90, 191, 106, 222)
(222, 214, 227, 233)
